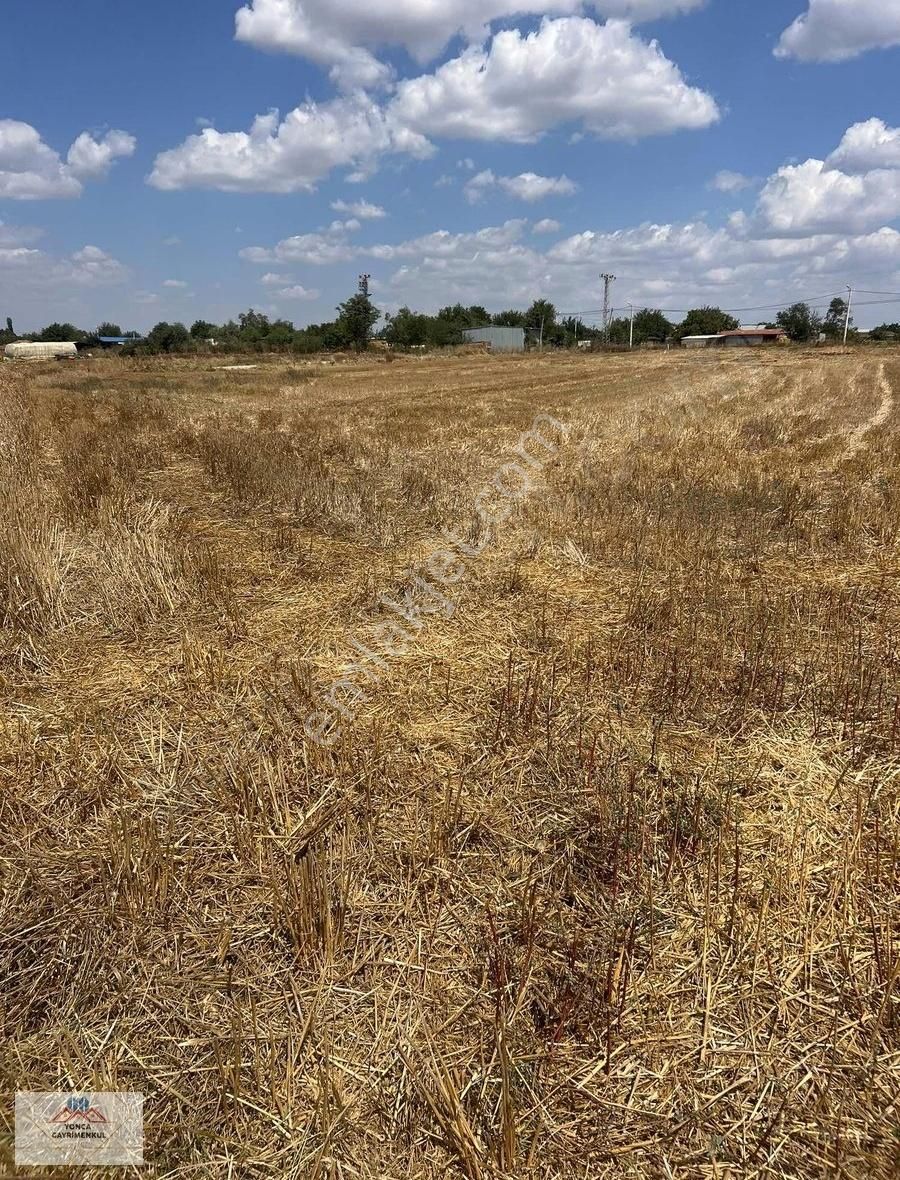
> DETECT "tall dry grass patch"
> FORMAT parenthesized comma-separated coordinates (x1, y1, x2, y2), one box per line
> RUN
(0, 371, 67, 631)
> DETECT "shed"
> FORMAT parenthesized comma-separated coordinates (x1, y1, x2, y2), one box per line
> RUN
(4, 341, 78, 362)
(714, 329, 787, 348)
(681, 335, 719, 349)
(97, 336, 139, 348)
(462, 327, 525, 353)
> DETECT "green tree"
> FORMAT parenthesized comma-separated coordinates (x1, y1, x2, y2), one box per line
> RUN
(558, 316, 597, 347)
(606, 316, 631, 346)
(266, 319, 296, 350)
(293, 325, 328, 353)
(524, 299, 556, 346)
(493, 310, 526, 328)
(437, 304, 490, 330)
(384, 307, 430, 348)
(677, 307, 739, 339)
(870, 322, 900, 341)
(36, 322, 85, 342)
(146, 321, 191, 353)
(236, 309, 271, 347)
(428, 318, 464, 347)
(633, 309, 675, 344)
(190, 320, 218, 340)
(336, 286, 379, 351)
(321, 320, 351, 350)
(822, 298, 851, 339)
(776, 303, 822, 343)
(96, 322, 123, 338)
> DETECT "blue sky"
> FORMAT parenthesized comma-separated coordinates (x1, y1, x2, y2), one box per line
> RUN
(2, 0, 900, 331)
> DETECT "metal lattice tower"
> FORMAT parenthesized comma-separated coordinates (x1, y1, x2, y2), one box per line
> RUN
(600, 273, 616, 341)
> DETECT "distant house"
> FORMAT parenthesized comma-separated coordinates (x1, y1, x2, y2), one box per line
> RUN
(462, 326, 525, 353)
(98, 336, 140, 348)
(714, 328, 787, 348)
(682, 328, 788, 350)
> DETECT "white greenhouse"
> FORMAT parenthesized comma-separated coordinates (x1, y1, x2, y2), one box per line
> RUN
(4, 341, 79, 362)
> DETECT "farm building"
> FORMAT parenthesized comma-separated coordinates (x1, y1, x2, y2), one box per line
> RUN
(3, 341, 78, 362)
(97, 336, 140, 348)
(462, 326, 525, 353)
(714, 328, 787, 348)
(682, 328, 788, 350)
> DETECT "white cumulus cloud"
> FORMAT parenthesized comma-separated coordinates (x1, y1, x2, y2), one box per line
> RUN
(149, 99, 432, 194)
(465, 170, 578, 203)
(389, 18, 719, 143)
(275, 284, 320, 300)
(234, 0, 706, 88)
(0, 241, 129, 325)
(234, 113, 900, 324)
(68, 246, 129, 285)
(241, 231, 356, 266)
(750, 120, 900, 236)
(710, 170, 754, 193)
(827, 118, 900, 173)
(331, 198, 386, 218)
(66, 130, 136, 180)
(0, 121, 133, 199)
(756, 159, 900, 236)
(776, 0, 900, 62)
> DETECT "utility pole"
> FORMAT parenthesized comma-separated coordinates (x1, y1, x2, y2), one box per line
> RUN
(539, 315, 545, 351)
(358, 274, 371, 298)
(600, 273, 616, 342)
(843, 285, 853, 346)
(628, 302, 635, 350)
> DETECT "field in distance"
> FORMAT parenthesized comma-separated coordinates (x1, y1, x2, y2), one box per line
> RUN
(1, 348, 898, 1178)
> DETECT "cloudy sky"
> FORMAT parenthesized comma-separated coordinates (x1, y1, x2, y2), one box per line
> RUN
(3, 0, 900, 330)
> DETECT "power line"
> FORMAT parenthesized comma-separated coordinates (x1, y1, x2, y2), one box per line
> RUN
(557, 291, 849, 319)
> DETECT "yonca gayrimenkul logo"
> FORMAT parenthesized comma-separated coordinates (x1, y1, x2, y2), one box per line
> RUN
(49, 1094, 110, 1134)
(15, 1091, 144, 1166)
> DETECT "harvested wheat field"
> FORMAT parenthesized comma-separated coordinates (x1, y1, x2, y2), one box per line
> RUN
(1, 348, 898, 1179)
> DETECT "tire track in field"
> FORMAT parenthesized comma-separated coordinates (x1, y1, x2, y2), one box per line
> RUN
(837, 361, 895, 466)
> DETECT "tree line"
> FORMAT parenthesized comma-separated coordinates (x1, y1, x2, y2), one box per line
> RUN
(0, 289, 891, 355)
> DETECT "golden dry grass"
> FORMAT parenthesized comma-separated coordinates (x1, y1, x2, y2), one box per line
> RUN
(0, 347, 898, 1178)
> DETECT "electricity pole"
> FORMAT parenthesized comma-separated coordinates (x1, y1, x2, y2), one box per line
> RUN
(843, 285, 853, 346)
(358, 274, 371, 298)
(628, 302, 635, 350)
(539, 315, 545, 351)
(600, 273, 616, 342)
